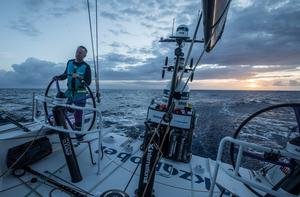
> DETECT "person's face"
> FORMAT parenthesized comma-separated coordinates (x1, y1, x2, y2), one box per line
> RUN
(75, 47, 87, 62)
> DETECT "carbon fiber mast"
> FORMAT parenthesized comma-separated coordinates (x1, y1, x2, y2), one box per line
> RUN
(136, 22, 203, 197)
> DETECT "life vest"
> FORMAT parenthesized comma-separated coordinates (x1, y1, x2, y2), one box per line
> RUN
(66, 60, 88, 93)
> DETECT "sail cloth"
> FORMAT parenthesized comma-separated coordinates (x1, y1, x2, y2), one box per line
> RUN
(202, 0, 231, 52)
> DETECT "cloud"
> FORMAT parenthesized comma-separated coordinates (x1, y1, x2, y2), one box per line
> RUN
(3, 0, 300, 89)
(9, 18, 41, 37)
(272, 80, 300, 87)
(47, 4, 81, 18)
(289, 80, 300, 86)
(198, 0, 300, 67)
(103, 53, 141, 65)
(101, 11, 124, 21)
(0, 58, 64, 88)
(24, 0, 84, 17)
(121, 8, 144, 16)
(7, 1, 84, 36)
(273, 81, 286, 86)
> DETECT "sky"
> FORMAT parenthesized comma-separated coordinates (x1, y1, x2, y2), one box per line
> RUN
(0, 0, 299, 90)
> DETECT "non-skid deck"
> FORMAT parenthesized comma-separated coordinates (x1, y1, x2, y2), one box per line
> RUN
(0, 123, 261, 197)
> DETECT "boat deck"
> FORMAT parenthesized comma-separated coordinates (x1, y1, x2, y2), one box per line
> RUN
(0, 123, 262, 197)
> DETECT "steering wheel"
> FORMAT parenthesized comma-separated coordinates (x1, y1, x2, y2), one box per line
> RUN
(43, 79, 96, 131)
(229, 103, 300, 196)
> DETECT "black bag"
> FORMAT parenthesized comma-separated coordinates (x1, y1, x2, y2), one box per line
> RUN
(6, 137, 52, 169)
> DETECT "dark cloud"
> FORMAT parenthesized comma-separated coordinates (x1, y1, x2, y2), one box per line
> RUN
(109, 42, 130, 50)
(120, 29, 131, 35)
(100, 11, 124, 21)
(103, 53, 141, 65)
(93, 41, 166, 81)
(47, 4, 81, 18)
(4, 0, 300, 87)
(0, 58, 64, 88)
(109, 42, 122, 48)
(101, 80, 165, 89)
(273, 81, 286, 86)
(108, 28, 131, 36)
(9, 18, 41, 37)
(98, 56, 162, 81)
(195, 65, 254, 80)
(141, 22, 154, 29)
(289, 80, 300, 86)
(121, 8, 144, 16)
(8, 1, 84, 36)
(198, 0, 300, 67)
(24, 0, 45, 10)
(272, 80, 300, 87)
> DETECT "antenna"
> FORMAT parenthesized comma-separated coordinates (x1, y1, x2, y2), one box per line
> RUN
(171, 18, 175, 36)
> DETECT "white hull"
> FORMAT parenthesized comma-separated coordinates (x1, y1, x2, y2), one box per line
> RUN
(0, 121, 263, 197)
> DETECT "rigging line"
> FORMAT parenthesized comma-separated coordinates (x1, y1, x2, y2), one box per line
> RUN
(123, 161, 140, 192)
(189, 162, 195, 197)
(123, 126, 161, 192)
(95, 0, 100, 103)
(89, 148, 140, 193)
(124, 104, 175, 194)
(181, 38, 208, 92)
(178, 11, 202, 89)
(0, 126, 44, 178)
(106, 154, 212, 193)
(25, 144, 89, 197)
(122, 104, 174, 195)
(44, 171, 94, 196)
(211, 0, 232, 29)
(142, 121, 172, 197)
(180, 0, 232, 93)
(86, 0, 97, 98)
(141, 101, 175, 158)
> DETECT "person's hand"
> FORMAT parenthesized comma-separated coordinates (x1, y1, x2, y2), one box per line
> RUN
(72, 73, 82, 79)
(53, 76, 60, 80)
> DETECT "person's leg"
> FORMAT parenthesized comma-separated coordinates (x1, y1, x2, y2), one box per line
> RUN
(73, 93, 87, 140)
(65, 90, 75, 113)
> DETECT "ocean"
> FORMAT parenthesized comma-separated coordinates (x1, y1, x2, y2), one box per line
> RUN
(1, 88, 300, 164)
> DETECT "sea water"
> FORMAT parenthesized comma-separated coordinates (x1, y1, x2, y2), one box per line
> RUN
(1, 89, 300, 162)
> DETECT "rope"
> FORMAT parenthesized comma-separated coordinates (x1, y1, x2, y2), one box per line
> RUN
(24, 142, 89, 197)
(180, 0, 232, 93)
(180, 38, 208, 93)
(89, 147, 140, 193)
(95, 0, 100, 103)
(106, 151, 214, 193)
(122, 103, 175, 194)
(178, 11, 202, 88)
(189, 162, 195, 197)
(141, 122, 172, 197)
(44, 170, 94, 196)
(122, 124, 161, 192)
(123, 159, 140, 192)
(0, 126, 44, 178)
(86, 0, 98, 100)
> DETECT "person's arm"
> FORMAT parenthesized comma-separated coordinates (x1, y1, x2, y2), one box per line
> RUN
(83, 65, 91, 85)
(53, 60, 70, 80)
(57, 67, 67, 80)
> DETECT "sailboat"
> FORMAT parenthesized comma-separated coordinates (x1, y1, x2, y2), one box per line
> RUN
(0, 0, 299, 196)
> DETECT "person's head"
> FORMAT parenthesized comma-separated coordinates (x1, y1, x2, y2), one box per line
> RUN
(75, 46, 88, 62)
